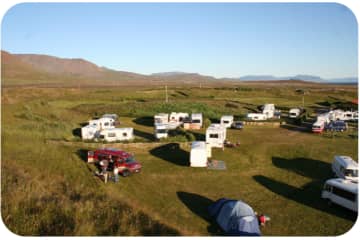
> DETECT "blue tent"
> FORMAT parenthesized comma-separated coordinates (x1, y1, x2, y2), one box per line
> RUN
(208, 198, 261, 236)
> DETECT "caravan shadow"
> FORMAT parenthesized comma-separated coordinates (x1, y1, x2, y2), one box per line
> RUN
(177, 191, 222, 235)
(150, 143, 189, 166)
(280, 124, 311, 134)
(253, 175, 357, 221)
(72, 128, 82, 138)
(133, 116, 154, 127)
(134, 129, 154, 141)
(76, 149, 89, 162)
(187, 130, 206, 141)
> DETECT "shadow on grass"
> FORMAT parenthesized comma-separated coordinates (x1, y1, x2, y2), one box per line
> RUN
(134, 129, 154, 141)
(150, 143, 189, 166)
(177, 191, 222, 235)
(187, 130, 205, 141)
(133, 116, 154, 127)
(72, 128, 82, 138)
(76, 149, 88, 162)
(280, 124, 311, 134)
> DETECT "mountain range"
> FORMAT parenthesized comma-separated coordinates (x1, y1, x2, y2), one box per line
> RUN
(1, 50, 357, 86)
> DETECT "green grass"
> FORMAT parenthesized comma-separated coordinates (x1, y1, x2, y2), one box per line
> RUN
(1, 85, 358, 236)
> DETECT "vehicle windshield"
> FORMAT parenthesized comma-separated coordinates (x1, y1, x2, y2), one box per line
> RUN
(345, 169, 358, 177)
(125, 156, 136, 163)
(157, 129, 167, 134)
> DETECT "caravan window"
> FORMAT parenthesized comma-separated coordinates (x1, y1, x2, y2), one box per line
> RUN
(104, 122, 110, 126)
(324, 184, 331, 192)
(345, 169, 358, 178)
(332, 186, 356, 201)
(209, 134, 219, 139)
(223, 121, 229, 124)
(123, 132, 127, 137)
(108, 132, 116, 137)
(192, 119, 201, 123)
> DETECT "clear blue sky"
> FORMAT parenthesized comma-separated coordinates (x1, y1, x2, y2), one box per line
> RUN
(1, 2, 358, 78)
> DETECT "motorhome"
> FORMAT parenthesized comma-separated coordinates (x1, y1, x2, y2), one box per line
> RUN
(312, 119, 326, 133)
(190, 141, 208, 167)
(154, 123, 168, 139)
(289, 108, 301, 118)
(321, 178, 358, 212)
(89, 117, 115, 131)
(98, 128, 134, 142)
(247, 113, 267, 121)
(332, 156, 358, 181)
(154, 113, 169, 125)
(206, 124, 227, 148)
(81, 124, 98, 140)
(220, 115, 234, 128)
(262, 104, 275, 119)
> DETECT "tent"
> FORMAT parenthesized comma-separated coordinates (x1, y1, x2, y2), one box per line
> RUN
(208, 198, 261, 236)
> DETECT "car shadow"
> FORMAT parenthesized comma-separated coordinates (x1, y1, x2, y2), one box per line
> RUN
(149, 143, 189, 166)
(133, 129, 154, 141)
(133, 116, 154, 127)
(177, 191, 222, 235)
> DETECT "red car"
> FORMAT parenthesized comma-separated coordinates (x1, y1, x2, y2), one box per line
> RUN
(87, 148, 142, 177)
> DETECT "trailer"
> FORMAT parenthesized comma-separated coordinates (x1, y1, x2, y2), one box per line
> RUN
(206, 124, 227, 148)
(220, 115, 234, 128)
(183, 113, 203, 130)
(98, 128, 134, 142)
(154, 123, 168, 139)
(89, 117, 116, 130)
(262, 104, 275, 119)
(289, 108, 301, 118)
(81, 124, 98, 140)
(246, 113, 267, 121)
(154, 113, 169, 125)
(190, 141, 208, 167)
(169, 112, 189, 124)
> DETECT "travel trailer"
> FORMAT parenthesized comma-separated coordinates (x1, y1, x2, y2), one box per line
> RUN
(101, 113, 118, 120)
(169, 112, 189, 125)
(154, 123, 168, 139)
(191, 113, 203, 129)
(289, 108, 301, 118)
(329, 110, 346, 121)
(190, 141, 208, 167)
(262, 104, 275, 119)
(332, 156, 358, 181)
(343, 111, 358, 121)
(220, 115, 234, 128)
(206, 124, 227, 148)
(98, 128, 134, 142)
(89, 117, 115, 130)
(154, 113, 169, 125)
(321, 178, 358, 212)
(247, 113, 267, 121)
(312, 119, 326, 133)
(81, 125, 98, 140)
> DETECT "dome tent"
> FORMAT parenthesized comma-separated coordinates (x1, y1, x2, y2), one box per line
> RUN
(208, 198, 261, 236)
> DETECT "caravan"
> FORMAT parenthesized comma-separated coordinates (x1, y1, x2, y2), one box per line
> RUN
(332, 156, 358, 181)
(312, 113, 330, 133)
(289, 108, 301, 118)
(81, 125, 98, 140)
(154, 113, 169, 125)
(247, 113, 267, 121)
(220, 115, 234, 128)
(190, 141, 208, 167)
(191, 113, 203, 129)
(89, 117, 115, 130)
(206, 124, 227, 148)
(169, 112, 189, 125)
(98, 128, 134, 142)
(154, 123, 168, 139)
(262, 104, 275, 119)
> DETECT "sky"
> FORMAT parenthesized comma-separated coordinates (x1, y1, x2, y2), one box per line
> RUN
(1, 2, 358, 79)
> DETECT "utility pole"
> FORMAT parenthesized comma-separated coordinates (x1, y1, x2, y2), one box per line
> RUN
(302, 93, 305, 108)
(165, 85, 168, 103)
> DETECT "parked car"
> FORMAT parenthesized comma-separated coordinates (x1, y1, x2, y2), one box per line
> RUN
(232, 121, 244, 130)
(87, 148, 142, 177)
(326, 120, 348, 132)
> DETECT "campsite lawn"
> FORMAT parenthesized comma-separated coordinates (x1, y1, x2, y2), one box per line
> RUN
(1, 85, 358, 236)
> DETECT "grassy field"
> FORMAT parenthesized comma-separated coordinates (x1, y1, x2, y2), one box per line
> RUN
(1, 84, 358, 236)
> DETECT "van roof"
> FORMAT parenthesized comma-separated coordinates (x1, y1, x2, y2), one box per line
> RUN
(325, 178, 358, 193)
(334, 156, 358, 169)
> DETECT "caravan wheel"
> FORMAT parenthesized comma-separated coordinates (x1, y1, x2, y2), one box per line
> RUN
(122, 170, 131, 177)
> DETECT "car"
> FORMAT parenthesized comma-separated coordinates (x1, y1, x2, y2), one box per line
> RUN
(231, 121, 244, 130)
(326, 120, 348, 132)
(87, 148, 142, 177)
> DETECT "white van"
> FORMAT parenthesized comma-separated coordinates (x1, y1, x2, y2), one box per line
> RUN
(332, 156, 358, 181)
(321, 178, 358, 212)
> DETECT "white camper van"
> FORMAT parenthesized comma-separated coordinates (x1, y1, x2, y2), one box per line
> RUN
(190, 141, 208, 167)
(220, 115, 234, 128)
(262, 104, 275, 119)
(81, 125, 98, 140)
(89, 117, 115, 130)
(154, 123, 168, 139)
(247, 113, 267, 121)
(321, 178, 358, 212)
(98, 128, 134, 142)
(332, 156, 358, 181)
(289, 108, 301, 118)
(206, 124, 227, 148)
(154, 113, 169, 125)
(191, 113, 203, 129)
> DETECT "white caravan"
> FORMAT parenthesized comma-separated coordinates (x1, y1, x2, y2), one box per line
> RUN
(89, 117, 115, 130)
(154, 123, 168, 139)
(321, 178, 358, 212)
(191, 113, 203, 128)
(206, 124, 227, 148)
(81, 125, 98, 140)
(190, 141, 208, 167)
(343, 111, 358, 121)
(329, 110, 346, 121)
(289, 108, 301, 118)
(101, 113, 118, 120)
(154, 113, 169, 125)
(169, 112, 189, 124)
(220, 115, 234, 128)
(332, 156, 358, 181)
(98, 128, 134, 142)
(247, 113, 267, 121)
(262, 104, 275, 119)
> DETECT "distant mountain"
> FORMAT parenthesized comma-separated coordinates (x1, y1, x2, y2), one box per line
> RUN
(238, 74, 357, 84)
(326, 77, 358, 83)
(151, 71, 195, 76)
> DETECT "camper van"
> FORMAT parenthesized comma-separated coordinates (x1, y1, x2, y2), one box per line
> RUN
(321, 178, 358, 212)
(312, 120, 325, 133)
(89, 117, 115, 131)
(289, 108, 301, 118)
(191, 113, 203, 129)
(332, 156, 358, 181)
(262, 104, 275, 119)
(154, 123, 168, 139)
(220, 115, 234, 128)
(81, 125, 98, 140)
(190, 141, 208, 167)
(154, 113, 169, 125)
(98, 128, 134, 142)
(247, 113, 267, 121)
(206, 124, 227, 148)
